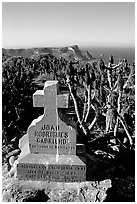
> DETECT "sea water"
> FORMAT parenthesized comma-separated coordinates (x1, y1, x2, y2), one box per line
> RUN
(83, 46, 135, 65)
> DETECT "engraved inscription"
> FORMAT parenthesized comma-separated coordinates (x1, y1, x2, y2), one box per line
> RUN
(18, 163, 86, 182)
(30, 124, 76, 152)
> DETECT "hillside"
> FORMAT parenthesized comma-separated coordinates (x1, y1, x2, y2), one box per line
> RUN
(2, 45, 94, 62)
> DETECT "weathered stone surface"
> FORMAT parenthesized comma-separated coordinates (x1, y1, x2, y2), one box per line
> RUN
(33, 90, 45, 107)
(28, 81, 76, 155)
(17, 154, 86, 182)
(19, 134, 29, 150)
(28, 117, 76, 155)
(33, 90, 69, 108)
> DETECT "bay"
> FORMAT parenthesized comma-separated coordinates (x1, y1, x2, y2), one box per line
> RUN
(83, 46, 135, 65)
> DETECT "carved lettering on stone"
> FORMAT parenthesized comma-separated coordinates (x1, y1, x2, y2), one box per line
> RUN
(28, 81, 76, 155)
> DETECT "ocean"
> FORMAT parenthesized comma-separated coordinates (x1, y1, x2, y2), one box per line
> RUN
(84, 47, 135, 65)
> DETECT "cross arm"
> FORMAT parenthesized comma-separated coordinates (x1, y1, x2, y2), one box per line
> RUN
(33, 90, 44, 107)
(33, 90, 70, 108)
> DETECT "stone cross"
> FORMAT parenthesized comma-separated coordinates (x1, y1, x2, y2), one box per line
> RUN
(33, 81, 69, 115)
(28, 81, 76, 155)
(16, 81, 86, 182)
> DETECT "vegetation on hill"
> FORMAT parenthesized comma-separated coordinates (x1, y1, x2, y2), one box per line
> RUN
(2, 51, 135, 150)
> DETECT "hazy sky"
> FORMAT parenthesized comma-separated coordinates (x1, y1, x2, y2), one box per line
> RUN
(2, 2, 135, 48)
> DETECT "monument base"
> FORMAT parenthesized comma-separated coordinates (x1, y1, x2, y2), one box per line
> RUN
(17, 153, 86, 182)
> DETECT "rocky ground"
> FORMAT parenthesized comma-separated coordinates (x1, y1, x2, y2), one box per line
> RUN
(2, 164, 112, 202)
(2, 140, 135, 202)
(2, 161, 135, 202)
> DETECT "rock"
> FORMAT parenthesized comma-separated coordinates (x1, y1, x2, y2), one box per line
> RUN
(6, 149, 21, 159)
(9, 156, 16, 166)
(99, 179, 112, 190)
(97, 189, 107, 201)
(9, 167, 16, 178)
(2, 172, 112, 202)
(83, 189, 98, 202)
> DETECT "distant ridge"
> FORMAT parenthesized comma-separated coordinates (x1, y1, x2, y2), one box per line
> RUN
(86, 51, 93, 59)
(2, 45, 93, 61)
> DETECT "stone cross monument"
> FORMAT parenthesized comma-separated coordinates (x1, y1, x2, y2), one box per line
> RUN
(16, 81, 86, 182)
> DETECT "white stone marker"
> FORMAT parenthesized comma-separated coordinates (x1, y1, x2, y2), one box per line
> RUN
(29, 81, 76, 155)
(16, 81, 86, 182)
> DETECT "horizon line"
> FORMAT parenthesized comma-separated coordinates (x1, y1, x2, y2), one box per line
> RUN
(2, 44, 135, 49)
